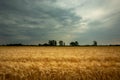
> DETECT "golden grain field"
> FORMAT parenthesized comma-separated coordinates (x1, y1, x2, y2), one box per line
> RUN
(0, 46, 120, 80)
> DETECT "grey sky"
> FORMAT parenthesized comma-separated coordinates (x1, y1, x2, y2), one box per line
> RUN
(0, 0, 120, 45)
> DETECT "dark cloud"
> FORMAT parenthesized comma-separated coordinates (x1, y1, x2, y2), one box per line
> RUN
(0, 0, 120, 45)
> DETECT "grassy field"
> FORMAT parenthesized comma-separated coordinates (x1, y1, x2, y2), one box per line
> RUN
(0, 46, 120, 80)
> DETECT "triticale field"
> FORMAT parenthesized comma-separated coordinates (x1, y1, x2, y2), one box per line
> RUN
(0, 46, 120, 80)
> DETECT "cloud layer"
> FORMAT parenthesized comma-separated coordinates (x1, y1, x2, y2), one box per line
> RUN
(0, 0, 120, 45)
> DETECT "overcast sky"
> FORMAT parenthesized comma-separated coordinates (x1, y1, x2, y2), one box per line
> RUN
(0, 0, 120, 45)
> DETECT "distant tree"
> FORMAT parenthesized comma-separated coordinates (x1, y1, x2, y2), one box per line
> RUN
(38, 44, 42, 46)
(6, 43, 23, 46)
(70, 41, 79, 46)
(93, 41, 97, 46)
(43, 43, 49, 46)
(54, 40, 57, 46)
(70, 42, 75, 46)
(48, 40, 57, 46)
(75, 41, 79, 46)
(59, 40, 64, 46)
(48, 40, 52, 46)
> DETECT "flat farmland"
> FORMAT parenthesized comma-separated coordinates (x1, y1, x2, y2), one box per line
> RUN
(0, 46, 120, 80)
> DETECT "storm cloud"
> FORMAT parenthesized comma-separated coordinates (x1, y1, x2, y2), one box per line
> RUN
(0, 0, 120, 45)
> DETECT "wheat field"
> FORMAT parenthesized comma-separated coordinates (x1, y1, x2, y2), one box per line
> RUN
(0, 46, 120, 80)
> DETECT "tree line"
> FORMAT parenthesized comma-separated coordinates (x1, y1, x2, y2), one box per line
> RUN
(3, 40, 98, 46)
(2, 40, 120, 46)
(39, 40, 98, 46)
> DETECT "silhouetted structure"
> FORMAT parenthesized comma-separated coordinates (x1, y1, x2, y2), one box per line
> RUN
(43, 43, 49, 46)
(70, 41, 79, 46)
(38, 44, 42, 46)
(75, 41, 79, 46)
(59, 40, 65, 46)
(70, 42, 75, 46)
(5, 40, 120, 47)
(48, 40, 57, 46)
(93, 41, 97, 46)
(6, 43, 23, 46)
